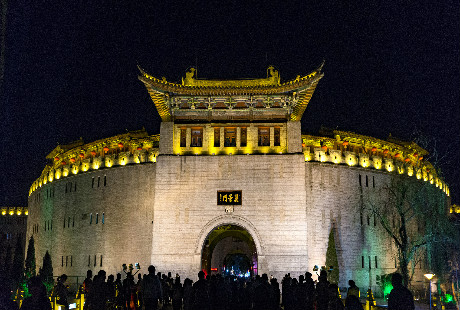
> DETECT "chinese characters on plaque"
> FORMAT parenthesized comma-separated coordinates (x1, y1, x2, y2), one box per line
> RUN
(218, 191, 242, 206)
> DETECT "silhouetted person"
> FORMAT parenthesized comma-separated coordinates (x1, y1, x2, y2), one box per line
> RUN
(253, 274, 272, 310)
(114, 273, 125, 309)
(106, 274, 115, 305)
(124, 272, 137, 310)
(387, 273, 414, 310)
(304, 272, 315, 310)
(172, 276, 183, 310)
(183, 278, 194, 310)
(90, 270, 107, 310)
(192, 271, 210, 310)
(347, 280, 359, 298)
(54, 274, 69, 310)
(137, 273, 143, 310)
(327, 283, 344, 310)
(82, 270, 93, 310)
(19, 276, 50, 310)
(142, 265, 162, 310)
(270, 278, 280, 310)
(315, 270, 330, 310)
(345, 294, 363, 310)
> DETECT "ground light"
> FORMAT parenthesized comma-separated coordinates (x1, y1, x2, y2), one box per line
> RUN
(425, 273, 435, 310)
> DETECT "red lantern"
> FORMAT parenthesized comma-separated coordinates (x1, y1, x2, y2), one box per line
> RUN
(61, 161, 67, 165)
(79, 153, 84, 158)
(118, 143, 124, 148)
(90, 151, 97, 156)
(395, 153, 400, 158)
(54, 156, 60, 161)
(342, 141, 349, 146)
(405, 158, 410, 162)
(302, 143, 306, 147)
(70, 158, 76, 163)
(413, 152, 418, 157)
(419, 156, 423, 160)
(103, 146, 110, 152)
(383, 149, 389, 154)
(371, 147, 377, 152)
(137, 147, 143, 151)
(321, 145, 327, 150)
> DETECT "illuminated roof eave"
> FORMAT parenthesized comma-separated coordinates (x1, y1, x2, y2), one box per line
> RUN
(138, 64, 324, 122)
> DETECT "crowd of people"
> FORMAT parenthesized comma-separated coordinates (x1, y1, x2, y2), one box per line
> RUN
(14, 267, 414, 310)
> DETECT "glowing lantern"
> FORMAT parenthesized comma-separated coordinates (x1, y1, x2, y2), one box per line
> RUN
(419, 156, 423, 160)
(70, 158, 76, 163)
(405, 158, 410, 162)
(61, 161, 67, 165)
(414, 152, 418, 157)
(90, 151, 97, 156)
(342, 141, 349, 146)
(302, 143, 306, 147)
(383, 149, 389, 154)
(79, 153, 85, 158)
(321, 145, 327, 150)
(103, 146, 110, 152)
(395, 153, 400, 158)
(54, 157, 60, 161)
(118, 143, 124, 148)
(371, 147, 377, 152)
(137, 147, 143, 151)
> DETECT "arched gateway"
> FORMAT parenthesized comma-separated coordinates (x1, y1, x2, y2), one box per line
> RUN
(195, 215, 264, 277)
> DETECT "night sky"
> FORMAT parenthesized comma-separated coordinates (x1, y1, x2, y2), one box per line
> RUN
(2, 1, 459, 206)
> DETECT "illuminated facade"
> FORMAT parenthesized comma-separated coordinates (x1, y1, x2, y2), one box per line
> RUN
(27, 66, 449, 293)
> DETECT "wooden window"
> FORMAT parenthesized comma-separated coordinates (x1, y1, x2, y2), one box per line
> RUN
(240, 127, 247, 147)
(258, 127, 270, 146)
(274, 127, 280, 146)
(191, 128, 203, 147)
(96, 213, 99, 224)
(104, 175, 107, 186)
(224, 128, 236, 147)
(214, 128, 220, 147)
(92, 177, 94, 188)
(180, 128, 186, 147)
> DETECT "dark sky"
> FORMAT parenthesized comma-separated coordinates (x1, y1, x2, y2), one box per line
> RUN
(2, 1, 459, 205)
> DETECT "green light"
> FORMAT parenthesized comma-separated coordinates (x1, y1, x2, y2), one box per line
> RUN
(443, 294, 453, 303)
(383, 283, 393, 296)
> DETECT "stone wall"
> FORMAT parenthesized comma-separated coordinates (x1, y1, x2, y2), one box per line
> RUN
(27, 153, 427, 293)
(27, 163, 157, 278)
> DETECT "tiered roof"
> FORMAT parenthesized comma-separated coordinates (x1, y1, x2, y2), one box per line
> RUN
(138, 64, 324, 122)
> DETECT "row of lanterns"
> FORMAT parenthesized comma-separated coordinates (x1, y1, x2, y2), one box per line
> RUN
(53, 143, 148, 165)
(312, 141, 424, 162)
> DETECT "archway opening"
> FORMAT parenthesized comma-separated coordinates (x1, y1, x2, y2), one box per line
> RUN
(201, 224, 257, 278)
